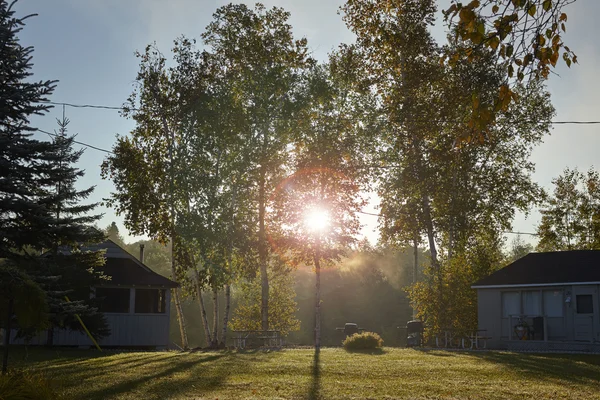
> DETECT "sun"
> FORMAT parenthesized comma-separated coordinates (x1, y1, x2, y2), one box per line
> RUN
(304, 208, 330, 233)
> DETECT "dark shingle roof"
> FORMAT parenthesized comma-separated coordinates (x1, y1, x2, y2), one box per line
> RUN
(61, 239, 178, 288)
(473, 250, 600, 288)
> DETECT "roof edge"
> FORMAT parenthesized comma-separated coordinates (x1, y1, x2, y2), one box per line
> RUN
(472, 281, 600, 289)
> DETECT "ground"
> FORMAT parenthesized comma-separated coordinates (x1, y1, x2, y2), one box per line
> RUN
(5, 347, 600, 399)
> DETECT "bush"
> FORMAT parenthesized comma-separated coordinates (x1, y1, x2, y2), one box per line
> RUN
(0, 370, 62, 400)
(342, 332, 384, 351)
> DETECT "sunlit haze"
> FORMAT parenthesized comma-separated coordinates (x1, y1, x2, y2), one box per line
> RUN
(304, 208, 330, 233)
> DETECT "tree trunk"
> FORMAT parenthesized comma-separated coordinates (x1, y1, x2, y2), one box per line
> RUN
(313, 240, 322, 350)
(193, 269, 212, 347)
(412, 235, 418, 319)
(220, 284, 231, 348)
(211, 287, 219, 348)
(258, 166, 269, 332)
(171, 239, 188, 350)
(2, 299, 13, 375)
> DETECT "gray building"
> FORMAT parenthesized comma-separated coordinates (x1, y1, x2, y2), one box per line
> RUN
(473, 250, 600, 352)
(6, 239, 177, 349)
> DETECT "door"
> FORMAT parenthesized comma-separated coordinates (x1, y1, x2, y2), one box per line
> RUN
(573, 286, 598, 342)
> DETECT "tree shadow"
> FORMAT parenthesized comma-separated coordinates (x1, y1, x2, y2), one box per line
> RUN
(412, 348, 458, 357)
(465, 351, 600, 387)
(306, 348, 321, 400)
(73, 353, 229, 400)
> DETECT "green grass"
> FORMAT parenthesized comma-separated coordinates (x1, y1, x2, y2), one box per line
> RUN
(4, 347, 600, 399)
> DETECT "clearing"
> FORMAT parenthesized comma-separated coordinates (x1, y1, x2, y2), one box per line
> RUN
(6, 347, 600, 399)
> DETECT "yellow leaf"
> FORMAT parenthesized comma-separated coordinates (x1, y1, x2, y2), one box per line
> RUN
(528, 4, 536, 16)
(492, 5, 499, 13)
(559, 13, 567, 21)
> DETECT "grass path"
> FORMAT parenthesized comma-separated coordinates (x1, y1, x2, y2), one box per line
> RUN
(8, 347, 600, 399)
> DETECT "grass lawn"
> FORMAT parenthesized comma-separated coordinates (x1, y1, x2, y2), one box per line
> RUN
(5, 347, 600, 399)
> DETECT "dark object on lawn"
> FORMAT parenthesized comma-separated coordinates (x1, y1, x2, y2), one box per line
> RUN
(405, 320, 424, 347)
(336, 323, 365, 338)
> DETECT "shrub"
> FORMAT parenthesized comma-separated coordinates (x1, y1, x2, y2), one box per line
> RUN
(342, 332, 384, 351)
(0, 370, 62, 400)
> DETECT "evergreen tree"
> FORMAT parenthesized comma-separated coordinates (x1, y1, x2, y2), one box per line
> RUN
(105, 221, 126, 247)
(0, 0, 58, 260)
(32, 115, 109, 344)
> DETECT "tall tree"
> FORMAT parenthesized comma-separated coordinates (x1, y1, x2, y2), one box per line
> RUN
(33, 115, 109, 345)
(202, 4, 311, 332)
(537, 167, 600, 251)
(0, 0, 106, 363)
(102, 44, 190, 349)
(342, 0, 553, 333)
(0, 0, 58, 260)
(273, 64, 367, 348)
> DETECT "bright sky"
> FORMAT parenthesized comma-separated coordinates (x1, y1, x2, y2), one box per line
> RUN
(14, 0, 600, 247)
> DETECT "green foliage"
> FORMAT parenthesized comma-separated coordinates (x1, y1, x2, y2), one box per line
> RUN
(0, 369, 62, 400)
(0, 0, 58, 260)
(507, 235, 534, 262)
(342, 331, 384, 351)
(408, 231, 505, 338)
(289, 245, 418, 347)
(0, 263, 48, 332)
(444, 0, 576, 127)
(537, 167, 600, 251)
(230, 264, 300, 336)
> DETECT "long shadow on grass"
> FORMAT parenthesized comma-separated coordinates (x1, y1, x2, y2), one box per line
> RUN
(72, 350, 278, 400)
(465, 351, 600, 386)
(79, 353, 228, 400)
(306, 348, 321, 400)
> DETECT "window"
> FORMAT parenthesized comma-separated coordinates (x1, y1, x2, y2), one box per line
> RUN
(502, 292, 520, 317)
(95, 288, 130, 313)
(135, 289, 166, 314)
(576, 295, 594, 314)
(543, 290, 564, 317)
(522, 291, 541, 315)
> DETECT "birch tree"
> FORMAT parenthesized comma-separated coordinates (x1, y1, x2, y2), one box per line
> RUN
(201, 4, 312, 331)
(273, 64, 367, 348)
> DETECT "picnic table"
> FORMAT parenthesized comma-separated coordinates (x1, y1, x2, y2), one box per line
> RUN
(231, 330, 282, 349)
(435, 329, 490, 350)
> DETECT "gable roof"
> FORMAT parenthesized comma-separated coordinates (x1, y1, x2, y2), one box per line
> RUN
(59, 239, 178, 288)
(472, 250, 600, 288)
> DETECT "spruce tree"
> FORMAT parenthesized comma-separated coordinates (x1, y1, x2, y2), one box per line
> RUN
(0, 0, 59, 258)
(1, 0, 57, 369)
(33, 115, 109, 344)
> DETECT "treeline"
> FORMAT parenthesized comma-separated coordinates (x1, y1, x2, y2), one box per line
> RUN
(100, 1, 570, 347)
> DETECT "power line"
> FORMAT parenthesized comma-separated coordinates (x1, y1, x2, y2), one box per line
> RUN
(36, 128, 113, 154)
(40, 101, 600, 125)
(44, 101, 134, 111)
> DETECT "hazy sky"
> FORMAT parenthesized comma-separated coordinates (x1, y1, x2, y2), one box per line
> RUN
(13, 0, 600, 247)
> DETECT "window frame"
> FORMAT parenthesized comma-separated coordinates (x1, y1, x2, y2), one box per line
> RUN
(134, 288, 167, 314)
(94, 287, 131, 314)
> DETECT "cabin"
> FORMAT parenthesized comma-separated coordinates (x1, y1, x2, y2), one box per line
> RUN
(473, 250, 600, 352)
(7, 239, 177, 349)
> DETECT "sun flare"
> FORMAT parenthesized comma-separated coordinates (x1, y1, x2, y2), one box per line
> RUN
(304, 208, 330, 233)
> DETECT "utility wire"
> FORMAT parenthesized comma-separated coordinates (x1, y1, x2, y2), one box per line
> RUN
(40, 100, 600, 125)
(36, 128, 113, 154)
(43, 101, 135, 111)
(35, 126, 544, 237)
